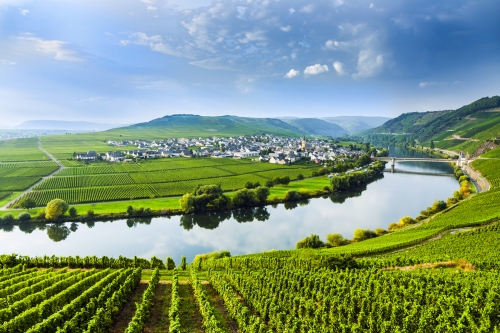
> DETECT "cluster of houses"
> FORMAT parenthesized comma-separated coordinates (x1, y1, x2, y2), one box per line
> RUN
(75, 135, 366, 164)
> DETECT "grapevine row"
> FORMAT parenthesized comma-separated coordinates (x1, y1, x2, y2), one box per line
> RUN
(189, 268, 224, 333)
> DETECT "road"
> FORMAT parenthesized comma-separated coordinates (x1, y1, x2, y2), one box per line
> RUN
(0, 137, 64, 210)
(463, 161, 490, 193)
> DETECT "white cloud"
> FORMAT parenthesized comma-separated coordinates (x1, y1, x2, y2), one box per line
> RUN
(288, 8, 295, 15)
(280, 25, 291, 32)
(299, 4, 314, 13)
(146, 5, 157, 11)
(419, 81, 448, 88)
(333, 61, 348, 75)
(284, 69, 300, 78)
(304, 64, 328, 76)
(18, 8, 28, 15)
(18, 37, 84, 61)
(369, 3, 374, 9)
(125, 32, 194, 58)
(352, 49, 384, 79)
(189, 57, 234, 70)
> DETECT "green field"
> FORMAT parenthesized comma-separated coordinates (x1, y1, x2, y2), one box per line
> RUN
(15, 158, 317, 206)
(0, 138, 50, 162)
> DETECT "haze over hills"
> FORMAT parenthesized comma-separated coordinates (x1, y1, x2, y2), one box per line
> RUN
(280, 118, 348, 137)
(320, 116, 392, 133)
(15, 120, 128, 132)
(361, 96, 500, 155)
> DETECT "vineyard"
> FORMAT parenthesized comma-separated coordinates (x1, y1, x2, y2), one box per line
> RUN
(19, 159, 316, 205)
(0, 138, 50, 162)
(0, 256, 500, 332)
(0, 161, 59, 192)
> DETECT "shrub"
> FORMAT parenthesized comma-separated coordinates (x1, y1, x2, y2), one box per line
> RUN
(284, 190, 301, 201)
(353, 228, 377, 242)
(447, 197, 458, 205)
(69, 207, 78, 218)
(388, 223, 399, 230)
(326, 233, 347, 247)
(18, 212, 31, 223)
(45, 198, 69, 220)
(297, 174, 304, 180)
(87, 209, 95, 217)
(375, 228, 387, 235)
(265, 180, 274, 188)
(36, 210, 46, 220)
(1, 214, 14, 224)
(296, 234, 324, 249)
(398, 216, 416, 227)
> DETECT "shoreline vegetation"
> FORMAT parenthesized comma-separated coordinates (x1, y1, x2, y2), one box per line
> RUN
(0, 160, 387, 225)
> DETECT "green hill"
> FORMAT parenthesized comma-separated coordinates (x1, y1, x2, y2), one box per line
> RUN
(104, 114, 303, 139)
(280, 118, 348, 137)
(363, 96, 500, 154)
(320, 116, 391, 133)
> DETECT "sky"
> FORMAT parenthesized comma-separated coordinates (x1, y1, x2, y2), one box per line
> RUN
(0, 0, 499, 126)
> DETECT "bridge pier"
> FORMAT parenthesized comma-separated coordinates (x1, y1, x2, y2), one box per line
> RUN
(391, 157, 395, 167)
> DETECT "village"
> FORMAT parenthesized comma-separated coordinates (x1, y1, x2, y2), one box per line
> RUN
(75, 134, 366, 165)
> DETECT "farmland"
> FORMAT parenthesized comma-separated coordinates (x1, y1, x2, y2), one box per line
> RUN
(1, 253, 500, 332)
(0, 138, 50, 162)
(18, 158, 317, 206)
(0, 161, 59, 192)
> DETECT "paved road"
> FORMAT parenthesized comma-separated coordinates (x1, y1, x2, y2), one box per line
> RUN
(0, 137, 64, 210)
(463, 161, 490, 193)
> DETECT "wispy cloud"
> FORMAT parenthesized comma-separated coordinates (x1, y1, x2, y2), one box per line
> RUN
(18, 36, 84, 61)
(18, 8, 28, 15)
(333, 61, 348, 76)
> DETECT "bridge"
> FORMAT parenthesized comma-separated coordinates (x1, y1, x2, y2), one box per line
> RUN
(374, 157, 463, 167)
(383, 168, 455, 177)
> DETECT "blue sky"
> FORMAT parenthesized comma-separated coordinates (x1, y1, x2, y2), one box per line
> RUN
(0, 0, 499, 126)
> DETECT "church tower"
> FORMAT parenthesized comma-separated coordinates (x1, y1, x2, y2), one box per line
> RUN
(301, 135, 306, 150)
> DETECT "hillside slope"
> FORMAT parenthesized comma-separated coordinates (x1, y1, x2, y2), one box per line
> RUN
(363, 96, 500, 154)
(280, 118, 348, 137)
(101, 115, 303, 139)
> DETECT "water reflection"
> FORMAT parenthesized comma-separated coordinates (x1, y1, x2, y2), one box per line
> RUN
(0, 146, 461, 263)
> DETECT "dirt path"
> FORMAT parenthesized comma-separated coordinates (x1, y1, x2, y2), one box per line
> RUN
(0, 136, 65, 210)
(109, 281, 148, 333)
(144, 282, 171, 333)
(179, 283, 204, 333)
(204, 283, 239, 333)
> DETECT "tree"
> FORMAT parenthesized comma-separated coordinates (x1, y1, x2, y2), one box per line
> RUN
(254, 186, 270, 204)
(297, 174, 304, 180)
(326, 233, 347, 247)
(353, 228, 377, 242)
(181, 256, 187, 270)
(296, 234, 324, 249)
(45, 199, 69, 220)
(68, 207, 78, 218)
(233, 188, 257, 208)
(165, 256, 176, 270)
(18, 197, 36, 210)
(430, 140, 435, 149)
(18, 212, 31, 223)
(126, 205, 134, 216)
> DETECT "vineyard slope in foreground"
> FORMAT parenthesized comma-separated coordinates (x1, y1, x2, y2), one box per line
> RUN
(0, 155, 499, 332)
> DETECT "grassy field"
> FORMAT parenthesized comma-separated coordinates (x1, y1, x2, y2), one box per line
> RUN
(0, 137, 50, 162)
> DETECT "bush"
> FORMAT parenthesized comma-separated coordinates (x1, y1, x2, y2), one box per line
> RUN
(68, 207, 78, 218)
(265, 180, 274, 188)
(375, 228, 387, 235)
(18, 197, 36, 210)
(36, 210, 46, 220)
(388, 223, 398, 230)
(447, 197, 458, 205)
(87, 209, 95, 217)
(353, 228, 377, 242)
(326, 233, 347, 247)
(284, 190, 302, 201)
(0, 214, 14, 224)
(18, 212, 31, 223)
(398, 216, 416, 227)
(45, 198, 69, 220)
(296, 234, 324, 249)
(297, 174, 304, 180)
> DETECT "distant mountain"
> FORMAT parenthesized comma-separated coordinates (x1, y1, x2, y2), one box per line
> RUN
(280, 118, 348, 137)
(15, 120, 127, 131)
(320, 116, 392, 133)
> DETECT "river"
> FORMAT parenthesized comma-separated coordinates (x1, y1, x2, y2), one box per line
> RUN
(0, 146, 458, 263)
